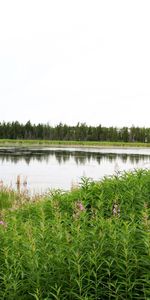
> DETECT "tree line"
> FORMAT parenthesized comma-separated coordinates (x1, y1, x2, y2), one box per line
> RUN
(0, 121, 150, 142)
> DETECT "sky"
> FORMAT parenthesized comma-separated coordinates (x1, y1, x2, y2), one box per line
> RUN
(0, 0, 150, 127)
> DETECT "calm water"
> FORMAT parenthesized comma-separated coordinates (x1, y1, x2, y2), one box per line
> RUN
(0, 146, 150, 194)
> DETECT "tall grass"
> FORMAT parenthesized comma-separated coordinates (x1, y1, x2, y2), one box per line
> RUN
(0, 170, 150, 299)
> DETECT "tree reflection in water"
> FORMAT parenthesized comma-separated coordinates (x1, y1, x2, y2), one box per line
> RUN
(0, 148, 150, 166)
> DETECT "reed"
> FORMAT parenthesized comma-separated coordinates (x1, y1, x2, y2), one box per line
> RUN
(0, 170, 150, 299)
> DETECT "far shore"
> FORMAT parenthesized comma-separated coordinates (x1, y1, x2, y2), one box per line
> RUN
(0, 139, 150, 148)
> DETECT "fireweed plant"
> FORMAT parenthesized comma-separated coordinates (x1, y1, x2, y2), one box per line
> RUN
(0, 170, 150, 299)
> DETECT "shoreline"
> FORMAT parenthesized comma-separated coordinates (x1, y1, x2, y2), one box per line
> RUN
(0, 139, 150, 148)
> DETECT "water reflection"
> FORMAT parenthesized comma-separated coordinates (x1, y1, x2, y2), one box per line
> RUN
(1, 147, 150, 193)
(0, 149, 150, 165)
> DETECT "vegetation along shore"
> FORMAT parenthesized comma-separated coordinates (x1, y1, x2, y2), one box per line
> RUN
(1, 169, 150, 299)
(1, 139, 150, 148)
(1, 121, 150, 143)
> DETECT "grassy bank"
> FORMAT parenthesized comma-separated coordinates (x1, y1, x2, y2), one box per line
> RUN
(0, 139, 150, 148)
(1, 170, 150, 299)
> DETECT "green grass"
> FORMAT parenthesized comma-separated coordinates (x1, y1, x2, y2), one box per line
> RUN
(1, 170, 150, 299)
(0, 139, 150, 147)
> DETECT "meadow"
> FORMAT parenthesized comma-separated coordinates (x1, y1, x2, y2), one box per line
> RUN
(1, 139, 150, 148)
(0, 170, 150, 299)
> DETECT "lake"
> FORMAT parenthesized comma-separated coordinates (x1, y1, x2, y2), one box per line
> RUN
(0, 146, 150, 194)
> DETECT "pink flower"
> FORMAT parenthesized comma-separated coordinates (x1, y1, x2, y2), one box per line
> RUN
(77, 202, 85, 211)
(0, 220, 6, 227)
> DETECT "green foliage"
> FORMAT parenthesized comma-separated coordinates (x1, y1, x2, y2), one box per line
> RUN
(0, 188, 17, 210)
(0, 121, 150, 143)
(1, 170, 150, 298)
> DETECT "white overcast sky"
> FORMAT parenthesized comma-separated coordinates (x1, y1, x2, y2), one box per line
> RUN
(0, 0, 150, 127)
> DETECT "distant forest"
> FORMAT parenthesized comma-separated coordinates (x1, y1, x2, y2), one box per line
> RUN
(0, 121, 150, 142)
